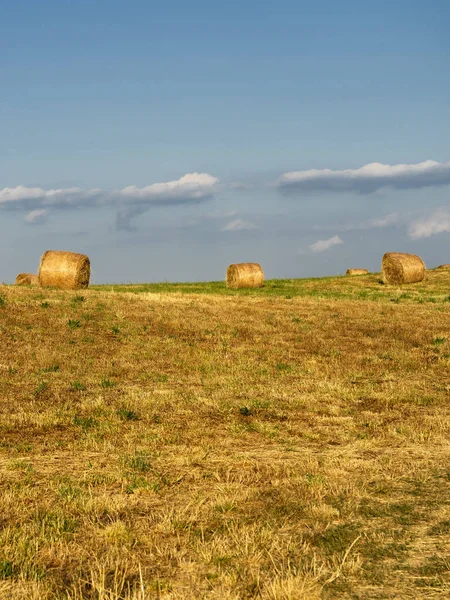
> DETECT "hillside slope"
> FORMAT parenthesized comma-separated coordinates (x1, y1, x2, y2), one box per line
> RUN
(0, 275, 450, 598)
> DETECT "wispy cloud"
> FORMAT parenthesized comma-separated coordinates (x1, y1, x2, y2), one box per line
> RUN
(24, 208, 50, 225)
(180, 210, 238, 228)
(311, 212, 404, 234)
(310, 207, 450, 240)
(309, 205, 450, 240)
(205, 210, 238, 219)
(408, 208, 450, 239)
(369, 213, 403, 228)
(0, 173, 219, 231)
(221, 219, 258, 232)
(277, 160, 450, 195)
(308, 235, 344, 253)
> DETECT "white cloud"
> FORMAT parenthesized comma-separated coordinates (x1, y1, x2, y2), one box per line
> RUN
(369, 213, 402, 228)
(308, 235, 344, 253)
(0, 186, 104, 209)
(221, 219, 258, 232)
(24, 208, 49, 224)
(118, 173, 218, 204)
(310, 207, 450, 240)
(309, 206, 450, 241)
(0, 173, 219, 230)
(408, 208, 450, 239)
(116, 173, 219, 231)
(277, 160, 450, 195)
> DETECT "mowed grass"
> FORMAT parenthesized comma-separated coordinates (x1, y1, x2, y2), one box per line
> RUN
(93, 268, 450, 303)
(0, 270, 450, 598)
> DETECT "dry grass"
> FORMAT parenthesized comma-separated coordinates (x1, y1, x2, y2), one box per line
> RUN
(1, 272, 450, 598)
(94, 267, 450, 303)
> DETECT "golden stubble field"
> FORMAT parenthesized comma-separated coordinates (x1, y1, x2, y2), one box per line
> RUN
(0, 273, 450, 599)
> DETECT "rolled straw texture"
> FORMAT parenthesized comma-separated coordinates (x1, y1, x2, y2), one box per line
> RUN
(346, 269, 368, 276)
(381, 252, 425, 285)
(39, 250, 91, 290)
(226, 263, 264, 289)
(15, 273, 40, 286)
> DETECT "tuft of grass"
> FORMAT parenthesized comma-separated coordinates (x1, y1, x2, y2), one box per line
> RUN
(311, 523, 360, 554)
(70, 380, 86, 392)
(124, 451, 152, 473)
(275, 362, 292, 372)
(67, 319, 81, 330)
(40, 364, 60, 373)
(73, 415, 97, 431)
(0, 560, 17, 579)
(125, 476, 154, 494)
(117, 407, 139, 421)
(34, 381, 48, 397)
(101, 378, 115, 389)
(0, 293, 6, 307)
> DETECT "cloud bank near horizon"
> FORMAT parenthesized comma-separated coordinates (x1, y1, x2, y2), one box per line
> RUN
(3, 161, 450, 242)
(310, 207, 450, 240)
(277, 160, 450, 195)
(0, 173, 219, 230)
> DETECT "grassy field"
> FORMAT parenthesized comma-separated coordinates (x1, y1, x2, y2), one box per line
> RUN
(93, 270, 450, 303)
(1, 270, 450, 599)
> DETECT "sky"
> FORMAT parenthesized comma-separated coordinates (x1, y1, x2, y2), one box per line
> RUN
(1, 0, 450, 283)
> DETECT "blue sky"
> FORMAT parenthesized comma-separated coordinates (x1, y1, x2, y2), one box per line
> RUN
(1, 0, 450, 283)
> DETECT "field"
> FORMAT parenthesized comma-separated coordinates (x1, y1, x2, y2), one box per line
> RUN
(1, 271, 450, 599)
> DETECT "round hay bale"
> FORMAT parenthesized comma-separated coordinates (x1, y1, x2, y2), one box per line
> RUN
(226, 263, 264, 289)
(436, 264, 450, 270)
(15, 273, 40, 286)
(39, 250, 90, 290)
(346, 269, 368, 276)
(381, 252, 425, 285)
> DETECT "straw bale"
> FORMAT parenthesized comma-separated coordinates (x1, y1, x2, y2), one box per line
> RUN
(381, 252, 425, 285)
(226, 263, 264, 289)
(436, 264, 450, 270)
(39, 250, 90, 290)
(15, 273, 40, 286)
(346, 269, 368, 276)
